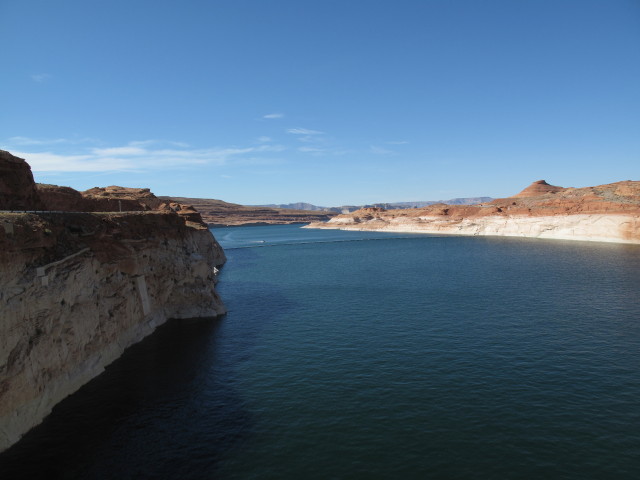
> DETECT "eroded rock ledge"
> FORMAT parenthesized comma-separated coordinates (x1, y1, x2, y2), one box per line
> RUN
(306, 180, 640, 244)
(0, 151, 226, 451)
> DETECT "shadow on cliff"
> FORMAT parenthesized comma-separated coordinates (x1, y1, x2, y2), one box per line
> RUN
(0, 270, 297, 480)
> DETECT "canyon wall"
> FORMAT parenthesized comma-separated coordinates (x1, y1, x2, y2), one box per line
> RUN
(307, 180, 640, 244)
(160, 195, 336, 227)
(0, 151, 226, 451)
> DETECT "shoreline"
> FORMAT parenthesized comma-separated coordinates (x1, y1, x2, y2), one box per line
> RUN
(208, 221, 309, 228)
(305, 214, 640, 245)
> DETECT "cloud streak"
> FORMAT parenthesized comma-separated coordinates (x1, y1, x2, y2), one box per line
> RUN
(370, 146, 394, 155)
(263, 113, 284, 119)
(11, 151, 131, 172)
(5, 139, 287, 173)
(8, 136, 93, 146)
(31, 73, 51, 82)
(287, 128, 324, 135)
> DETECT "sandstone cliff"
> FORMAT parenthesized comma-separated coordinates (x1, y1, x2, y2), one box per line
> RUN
(0, 151, 226, 451)
(306, 180, 640, 244)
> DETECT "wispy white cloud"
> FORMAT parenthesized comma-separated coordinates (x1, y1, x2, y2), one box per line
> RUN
(127, 140, 157, 148)
(263, 113, 284, 119)
(9, 136, 67, 146)
(5, 139, 287, 173)
(7, 136, 97, 146)
(370, 146, 394, 155)
(257, 136, 272, 143)
(169, 141, 190, 148)
(92, 146, 148, 156)
(11, 151, 131, 172)
(128, 139, 191, 148)
(287, 128, 324, 135)
(8, 136, 104, 147)
(261, 144, 286, 153)
(331, 149, 352, 156)
(31, 73, 51, 83)
(386, 140, 408, 145)
(235, 156, 287, 166)
(298, 146, 325, 153)
(298, 135, 323, 144)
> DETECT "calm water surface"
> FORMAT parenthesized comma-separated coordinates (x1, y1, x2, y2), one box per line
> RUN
(1, 224, 639, 479)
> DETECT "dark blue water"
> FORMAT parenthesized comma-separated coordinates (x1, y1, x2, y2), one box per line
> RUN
(1, 224, 639, 479)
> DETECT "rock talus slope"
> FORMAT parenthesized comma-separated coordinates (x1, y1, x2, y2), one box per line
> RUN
(0, 151, 226, 451)
(306, 180, 640, 244)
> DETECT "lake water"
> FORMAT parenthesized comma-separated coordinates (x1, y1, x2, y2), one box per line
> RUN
(1, 224, 639, 479)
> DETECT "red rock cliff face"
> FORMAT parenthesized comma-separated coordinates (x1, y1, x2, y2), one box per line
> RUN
(0, 151, 226, 451)
(82, 186, 163, 211)
(37, 184, 167, 213)
(0, 151, 43, 210)
(34, 184, 82, 209)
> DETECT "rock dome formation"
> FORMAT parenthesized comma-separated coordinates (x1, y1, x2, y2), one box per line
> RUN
(512, 180, 565, 198)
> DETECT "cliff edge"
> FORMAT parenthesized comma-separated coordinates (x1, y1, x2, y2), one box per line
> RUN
(306, 180, 640, 244)
(0, 151, 226, 451)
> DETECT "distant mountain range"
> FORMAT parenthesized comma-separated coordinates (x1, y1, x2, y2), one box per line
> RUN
(257, 197, 494, 214)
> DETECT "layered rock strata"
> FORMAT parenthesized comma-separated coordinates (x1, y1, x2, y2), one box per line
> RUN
(160, 196, 336, 226)
(0, 151, 226, 451)
(306, 180, 640, 244)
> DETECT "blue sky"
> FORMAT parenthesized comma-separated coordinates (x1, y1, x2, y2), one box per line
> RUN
(1, 0, 639, 205)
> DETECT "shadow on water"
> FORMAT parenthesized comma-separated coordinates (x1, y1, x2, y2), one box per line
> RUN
(0, 247, 297, 480)
(0, 318, 233, 479)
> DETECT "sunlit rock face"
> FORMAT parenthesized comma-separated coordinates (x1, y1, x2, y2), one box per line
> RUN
(307, 180, 640, 244)
(0, 151, 226, 451)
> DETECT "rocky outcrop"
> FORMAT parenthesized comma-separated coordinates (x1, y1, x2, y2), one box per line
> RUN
(36, 184, 164, 213)
(35, 184, 86, 211)
(82, 186, 163, 211)
(0, 151, 226, 451)
(307, 180, 640, 244)
(0, 151, 43, 210)
(512, 179, 565, 198)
